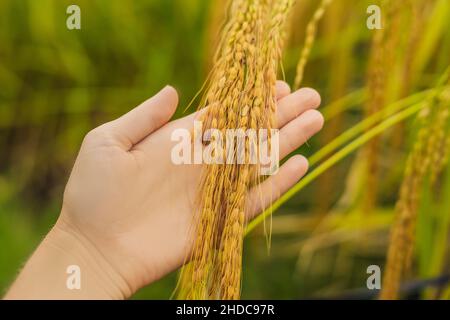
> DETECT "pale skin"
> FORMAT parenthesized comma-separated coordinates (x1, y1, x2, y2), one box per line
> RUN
(4, 82, 323, 299)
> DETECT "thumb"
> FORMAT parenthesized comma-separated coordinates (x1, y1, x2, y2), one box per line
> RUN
(109, 86, 179, 149)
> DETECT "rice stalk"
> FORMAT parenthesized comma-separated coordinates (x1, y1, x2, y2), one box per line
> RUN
(310, 88, 434, 166)
(392, 0, 429, 148)
(399, 0, 428, 98)
(315, 0, 354, 216)
(293, 0, 334, 89)
(246, 94, 433, 235)
(380, 70, 450, 300)
(204, 0, 228, 70)
(177, 0, 294, 300)
(429, 89, 450, 187)
(363, 0, 404, 213)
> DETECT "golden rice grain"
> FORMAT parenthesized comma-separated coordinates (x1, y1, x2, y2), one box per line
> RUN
(178, 0, 294, 300)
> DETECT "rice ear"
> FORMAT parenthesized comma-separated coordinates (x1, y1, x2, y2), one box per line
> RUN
(176, 0, 294, 300)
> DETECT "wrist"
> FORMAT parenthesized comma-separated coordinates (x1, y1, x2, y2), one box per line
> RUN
(47, 219, 135, 299)
(5, 217, 134, 300)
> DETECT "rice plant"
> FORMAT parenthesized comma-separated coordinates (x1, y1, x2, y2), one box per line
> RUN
(177, 0, 294, 300)
(0, 0, 449, 300)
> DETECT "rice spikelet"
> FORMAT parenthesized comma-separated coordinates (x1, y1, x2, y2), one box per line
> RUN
(177, 0, 294, 300)
(380, 72, 450, 300)
(294, 0, 334, 89)
(363, 0, 404, 213)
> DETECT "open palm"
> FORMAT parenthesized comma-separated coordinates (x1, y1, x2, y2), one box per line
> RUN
(59, 83, 323, 293)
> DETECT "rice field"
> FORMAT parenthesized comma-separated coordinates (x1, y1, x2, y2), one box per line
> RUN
(0, 0, 449, 300)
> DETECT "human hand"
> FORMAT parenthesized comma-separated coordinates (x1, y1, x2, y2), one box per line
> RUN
(5, 83, 322, 299)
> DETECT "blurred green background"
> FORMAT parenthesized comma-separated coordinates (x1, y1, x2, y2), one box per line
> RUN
(1, 0, 449, 299)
